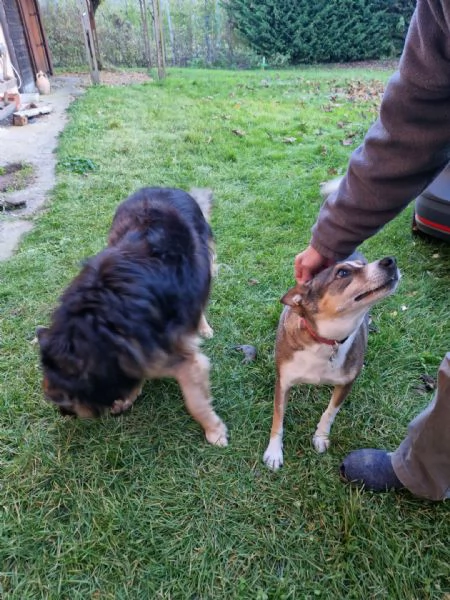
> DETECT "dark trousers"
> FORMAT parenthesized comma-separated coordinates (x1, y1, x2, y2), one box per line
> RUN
(392, 353, 450, 500)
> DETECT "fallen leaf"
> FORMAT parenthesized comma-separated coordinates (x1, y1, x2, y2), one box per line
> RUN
(413, 374, 437, 395)
(420, 374, 436, 390)
(233, 344, 257, 364)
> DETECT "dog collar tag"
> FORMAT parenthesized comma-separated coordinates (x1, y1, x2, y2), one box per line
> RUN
(329, 342, 339, 362)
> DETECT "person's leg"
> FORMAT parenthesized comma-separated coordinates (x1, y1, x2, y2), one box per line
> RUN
(341, 352, 450, 500)
(391, 352, 450, 499)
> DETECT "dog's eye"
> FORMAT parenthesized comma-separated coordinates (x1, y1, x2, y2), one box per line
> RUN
(336, 268, 351, 278)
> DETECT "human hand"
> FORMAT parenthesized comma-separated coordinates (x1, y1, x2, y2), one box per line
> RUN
(294, 245, 332, 283)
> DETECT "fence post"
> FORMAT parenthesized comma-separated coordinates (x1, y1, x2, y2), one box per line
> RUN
(78, 0, 100, 85)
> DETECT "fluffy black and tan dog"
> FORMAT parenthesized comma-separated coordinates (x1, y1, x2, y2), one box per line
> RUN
(37, 187, 228, 446)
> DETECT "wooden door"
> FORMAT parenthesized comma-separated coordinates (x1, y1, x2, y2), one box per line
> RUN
(15, 0, 52, 75)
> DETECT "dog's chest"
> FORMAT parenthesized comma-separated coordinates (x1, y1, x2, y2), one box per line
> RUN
(279, 337, 359, 386)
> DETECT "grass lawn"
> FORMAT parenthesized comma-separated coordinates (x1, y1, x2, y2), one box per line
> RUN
(0, 66, 449, 599)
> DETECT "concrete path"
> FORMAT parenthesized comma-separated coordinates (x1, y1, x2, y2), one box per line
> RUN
(0, 75, 85, 261)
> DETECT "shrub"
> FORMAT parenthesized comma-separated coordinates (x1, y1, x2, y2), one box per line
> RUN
(225, 0, 416, 64)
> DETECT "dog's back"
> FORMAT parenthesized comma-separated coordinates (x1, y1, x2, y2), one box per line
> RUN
(108, 187, 212, 249)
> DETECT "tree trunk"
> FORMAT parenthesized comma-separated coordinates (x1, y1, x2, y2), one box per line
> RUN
(139, 0, 152, 68)
(203, 0, 212, 64)
(152, 0, 166, 79)
(162, 0, 175, 65)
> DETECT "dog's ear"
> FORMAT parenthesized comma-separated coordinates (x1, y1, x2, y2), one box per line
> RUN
(281, 286, 303, 306)
(281, 282, 311, 307)
(37, 326, 86, 376)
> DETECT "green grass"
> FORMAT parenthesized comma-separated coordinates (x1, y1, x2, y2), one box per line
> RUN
(1, 66, 449, 599)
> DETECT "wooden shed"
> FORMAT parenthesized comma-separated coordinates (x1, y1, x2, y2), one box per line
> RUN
(0, 0, 53, 93)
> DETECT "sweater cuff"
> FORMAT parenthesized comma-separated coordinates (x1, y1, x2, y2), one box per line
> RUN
(310, 232, 355, 262)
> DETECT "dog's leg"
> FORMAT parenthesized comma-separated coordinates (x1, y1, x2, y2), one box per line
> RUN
(198, 313, 214, 339)
(110, 383, 143, 415)
(263, 374, 290, 470)
(175, 352, 228, 446)
(313, 382, 354, 452)
(197, 238, 217, 340)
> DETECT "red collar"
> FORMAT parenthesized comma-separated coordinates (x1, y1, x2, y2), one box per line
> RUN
(298, 317, 347, 347)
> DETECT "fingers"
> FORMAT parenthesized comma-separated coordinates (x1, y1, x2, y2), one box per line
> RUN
(294, 245, 329, 283)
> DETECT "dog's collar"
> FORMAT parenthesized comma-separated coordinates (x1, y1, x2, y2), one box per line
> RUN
(298, 317, 348, 346)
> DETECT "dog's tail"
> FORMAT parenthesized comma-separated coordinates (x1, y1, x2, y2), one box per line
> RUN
(320, 176, 343, 199)
(190, 188, 213, 222)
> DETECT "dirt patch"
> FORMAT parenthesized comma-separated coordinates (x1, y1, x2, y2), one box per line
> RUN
(326, 59, 399, 71)
(0, 162, 35, 196)
(59, 69, 153, 87)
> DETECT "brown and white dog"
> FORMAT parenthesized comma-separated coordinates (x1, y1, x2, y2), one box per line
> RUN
(37, 187, 228, 447)
(263, 254, 400, 470)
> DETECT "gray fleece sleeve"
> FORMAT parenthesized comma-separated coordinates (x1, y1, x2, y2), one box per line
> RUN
(311, 0, 450, 260)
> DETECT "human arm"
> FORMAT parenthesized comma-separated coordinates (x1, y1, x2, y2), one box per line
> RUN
(309, 0, 450, 263)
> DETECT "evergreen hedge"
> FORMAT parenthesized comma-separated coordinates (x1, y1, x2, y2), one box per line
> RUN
(225, 0, 416, 64)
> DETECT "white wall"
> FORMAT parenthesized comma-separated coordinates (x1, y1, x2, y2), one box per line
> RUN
(0, 23, 19, 93)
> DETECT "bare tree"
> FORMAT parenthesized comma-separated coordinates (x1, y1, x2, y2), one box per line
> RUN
(139, 0, 152, 67)
(162, 0, 175, 65)
(152, 0, 166, 78)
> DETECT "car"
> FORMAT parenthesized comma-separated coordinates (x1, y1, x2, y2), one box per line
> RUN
(413, 163, 450, 241)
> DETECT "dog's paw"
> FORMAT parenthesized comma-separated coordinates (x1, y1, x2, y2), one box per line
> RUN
(313, 433, 330, 453)
(199, 323, 214, 339)
(110, 398, 135, 415)
(198, 314, 214, 339)
(205, 421, 228, 447)
(263, 440, 283, 470)
(110, 388, 142, 416)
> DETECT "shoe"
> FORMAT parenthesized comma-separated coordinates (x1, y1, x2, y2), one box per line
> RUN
(340, 448, 404, 492)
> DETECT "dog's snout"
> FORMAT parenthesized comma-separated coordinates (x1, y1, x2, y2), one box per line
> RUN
(379, 256, 396, 269)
